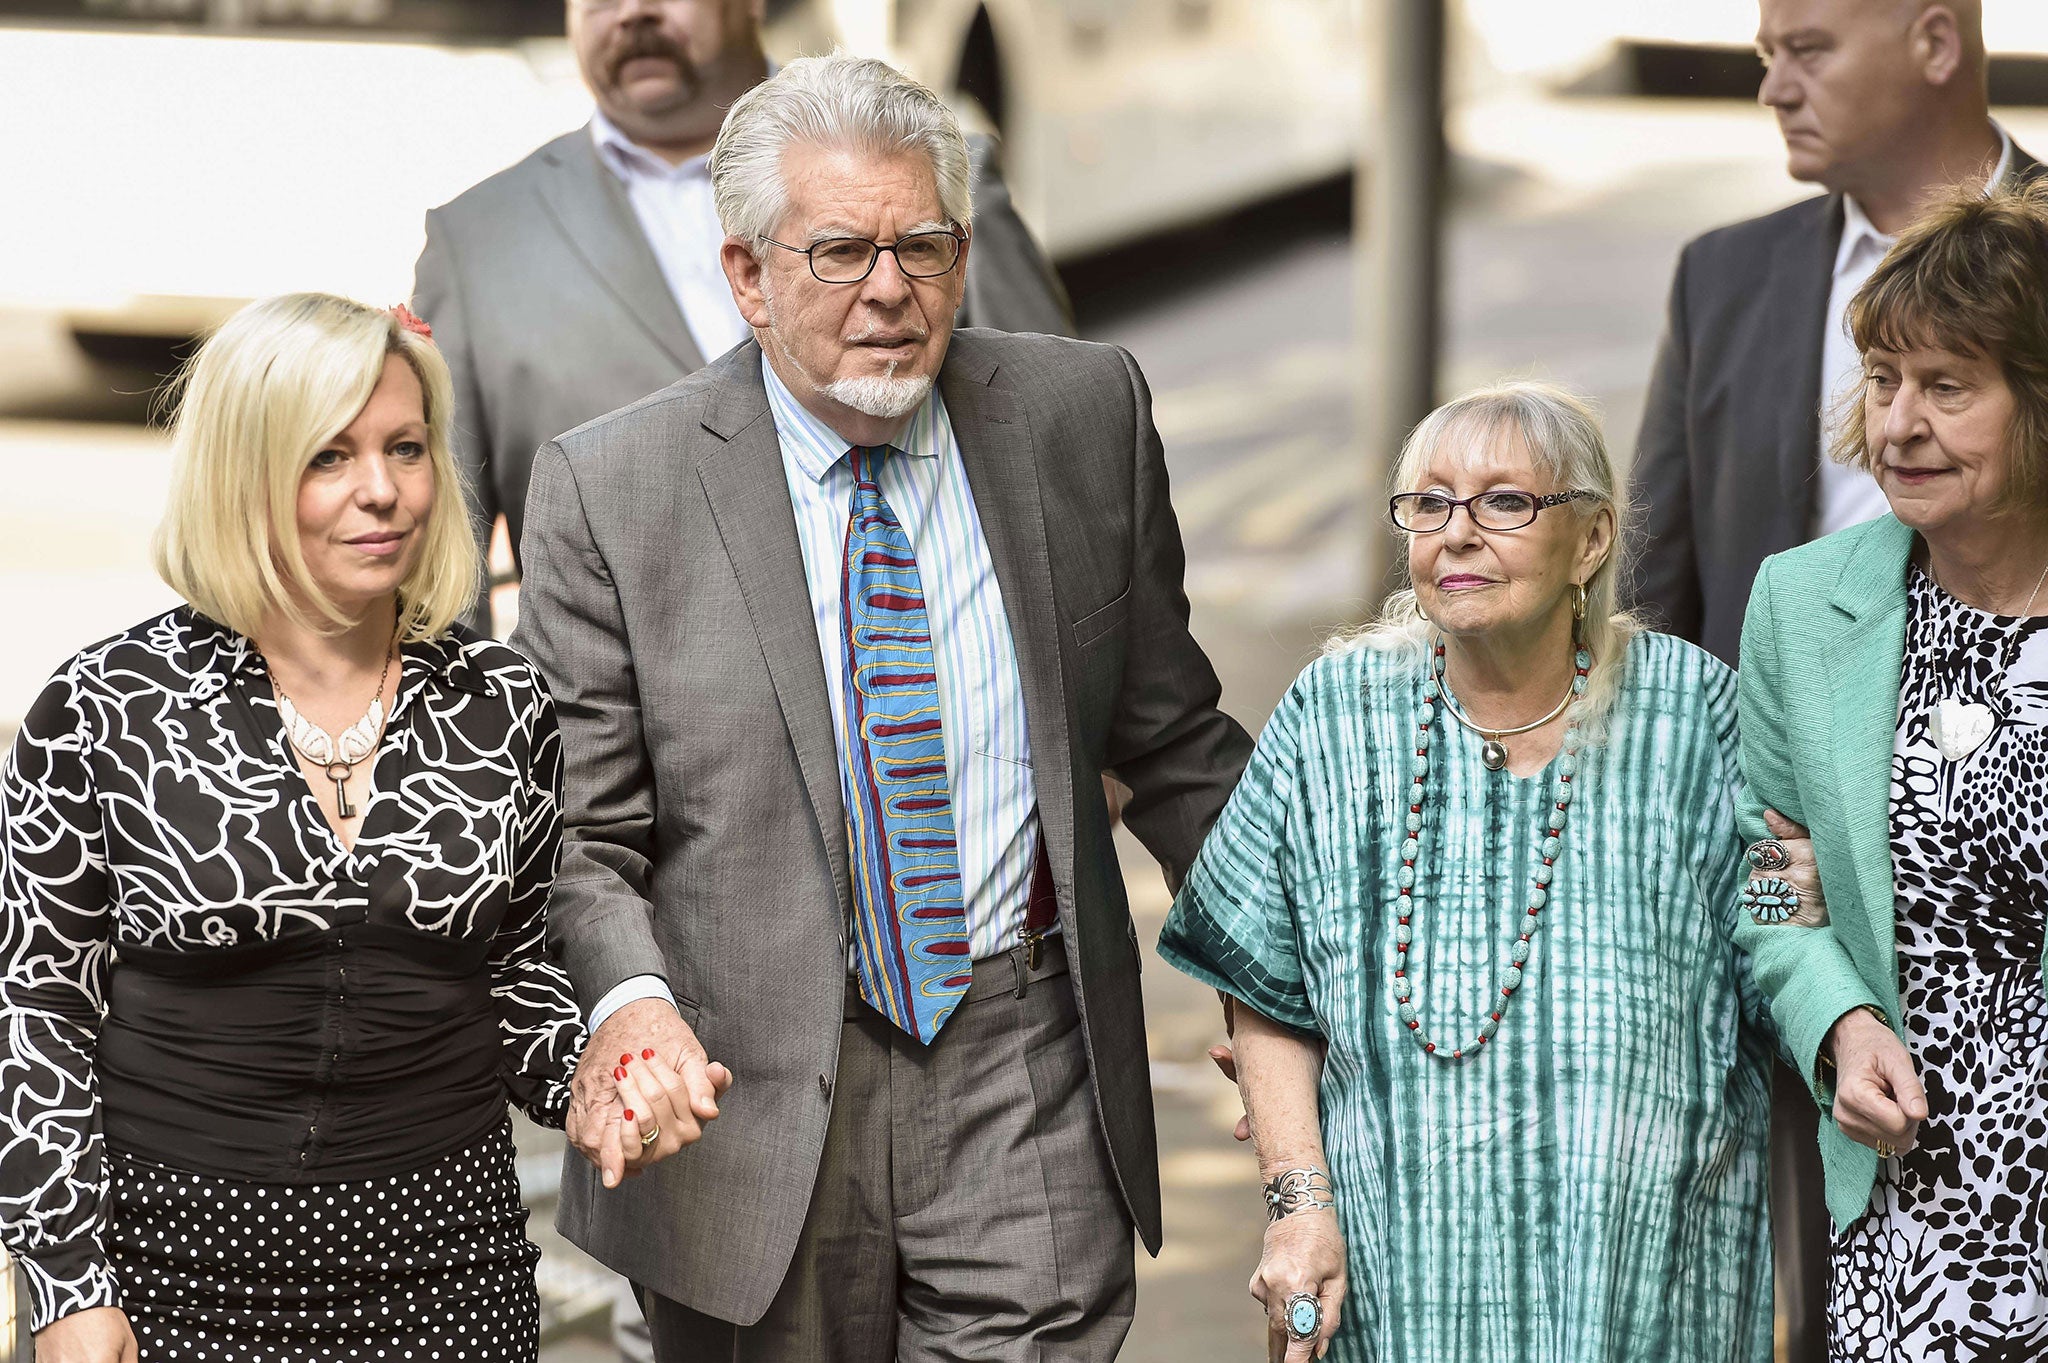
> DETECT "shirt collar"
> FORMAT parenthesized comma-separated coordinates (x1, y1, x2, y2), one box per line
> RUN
(173, 608, 490, 703)
(1837, 121, 2015, 278)
(589, 109, 711, 183)
(759, 351, 946, 485)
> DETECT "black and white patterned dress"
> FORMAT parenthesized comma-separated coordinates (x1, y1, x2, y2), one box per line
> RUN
(1829, 567, 2048, 1361)
(0, 608, 585, 1359)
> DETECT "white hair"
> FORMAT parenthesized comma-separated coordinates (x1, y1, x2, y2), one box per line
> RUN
(825, 374, 935, 419)
(1327, 380, 1642, 737)
(710, 53, 974, 245)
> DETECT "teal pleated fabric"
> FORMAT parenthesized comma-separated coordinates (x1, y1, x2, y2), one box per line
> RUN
(1159, 631, 1775, 1362)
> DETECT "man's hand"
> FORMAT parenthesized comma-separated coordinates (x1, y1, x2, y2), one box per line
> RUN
(1210, 1044, 1252, 1143)
(568, 998, 734, 1188)
(1826, 1006, 1926, 1155)
(35, 1306, 137, 1362)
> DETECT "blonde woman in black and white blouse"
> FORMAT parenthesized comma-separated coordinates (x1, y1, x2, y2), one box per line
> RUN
(0, 295, 683, 1363)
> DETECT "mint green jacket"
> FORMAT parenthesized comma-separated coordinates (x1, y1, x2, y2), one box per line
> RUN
(1734, 515, 1914, 1229)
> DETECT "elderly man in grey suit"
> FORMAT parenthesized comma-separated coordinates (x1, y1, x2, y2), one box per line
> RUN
(1627, 2, 2035, 1355)
(413, 0, 1070, 633)
(512, 53, 1252, 1362)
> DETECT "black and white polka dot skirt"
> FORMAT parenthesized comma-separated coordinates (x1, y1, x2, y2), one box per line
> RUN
(107, 1121, 540, 1362)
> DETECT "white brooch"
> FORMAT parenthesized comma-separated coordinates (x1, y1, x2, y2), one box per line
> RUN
(1930, 696, 1996, 763)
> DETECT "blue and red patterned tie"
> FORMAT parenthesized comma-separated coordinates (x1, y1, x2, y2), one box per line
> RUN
(840, 446, 971, 1042)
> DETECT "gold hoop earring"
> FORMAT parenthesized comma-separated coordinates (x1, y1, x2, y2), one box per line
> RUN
(1571, 581, 1588, 624)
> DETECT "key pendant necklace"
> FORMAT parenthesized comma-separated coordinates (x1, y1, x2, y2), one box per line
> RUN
(271, 640, 396, 820)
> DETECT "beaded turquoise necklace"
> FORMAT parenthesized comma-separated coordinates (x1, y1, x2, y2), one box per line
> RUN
(1392, 640, 1591, 1060)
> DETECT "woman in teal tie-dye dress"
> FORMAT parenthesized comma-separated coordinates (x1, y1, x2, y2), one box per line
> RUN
(1160, 383, 1774, 1363)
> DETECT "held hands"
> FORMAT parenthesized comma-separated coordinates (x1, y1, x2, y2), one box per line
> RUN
(1827, 1006, 1927, 1156)
(34, 1306, 137, 1363)
(567, 998, 734, 1189)
(1252, 1207, 1346, 1362)
(1748, 809, 1829, 927)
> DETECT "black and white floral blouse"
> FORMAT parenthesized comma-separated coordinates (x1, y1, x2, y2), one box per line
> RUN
(0, 607, 584, 1330)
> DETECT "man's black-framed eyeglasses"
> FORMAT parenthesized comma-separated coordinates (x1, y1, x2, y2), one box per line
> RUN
(760, 230, 966, 284)
(1388, 489, 1596, 533)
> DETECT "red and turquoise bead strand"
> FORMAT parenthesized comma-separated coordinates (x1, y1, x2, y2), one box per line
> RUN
(1392, 643, 1592, 1060)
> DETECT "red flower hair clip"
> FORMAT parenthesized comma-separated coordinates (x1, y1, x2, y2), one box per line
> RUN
(388, 304, 434, 342)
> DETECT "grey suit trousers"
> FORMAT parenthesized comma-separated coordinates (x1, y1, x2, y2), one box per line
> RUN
(642, 950, 1135, 1362)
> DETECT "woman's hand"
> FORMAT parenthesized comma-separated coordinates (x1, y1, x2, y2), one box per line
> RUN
(34, 1306, 137, 1362)
(567, 999, 733, 1188)
(611, 1042, 733, 1175)
(1747, 808, 1829, 927)
(1252, 1207, 1347, 1361)
(1827, 1006, 1927, 1156)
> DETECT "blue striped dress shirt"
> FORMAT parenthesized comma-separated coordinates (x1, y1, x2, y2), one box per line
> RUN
(761, 355, 1042, 965)
(588, 356, 1044, 1032)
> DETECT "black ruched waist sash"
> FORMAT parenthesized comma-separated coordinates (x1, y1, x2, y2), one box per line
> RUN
(98, 924, 506, 1183)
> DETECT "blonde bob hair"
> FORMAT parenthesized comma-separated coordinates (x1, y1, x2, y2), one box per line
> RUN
(151, 292, 477, 642)
(1328, 381, 1643, 735)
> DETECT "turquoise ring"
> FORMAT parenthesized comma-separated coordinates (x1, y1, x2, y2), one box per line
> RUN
(1741, 875, 1800, 925)
(1285, 1292, 1322, 1342)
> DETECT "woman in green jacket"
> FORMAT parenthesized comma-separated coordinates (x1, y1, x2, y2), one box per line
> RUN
(1734, 183, 2048, 1358)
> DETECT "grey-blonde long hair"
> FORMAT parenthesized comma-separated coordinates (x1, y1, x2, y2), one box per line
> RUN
(1327, 381, 1642, 735)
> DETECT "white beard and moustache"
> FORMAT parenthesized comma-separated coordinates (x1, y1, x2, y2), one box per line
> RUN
(762, 287, 935, 419)
(823, 372, 933, 419)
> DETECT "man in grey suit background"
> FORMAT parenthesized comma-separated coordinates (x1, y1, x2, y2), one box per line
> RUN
(513, 53, 1252, 1361)
(413, 0, 1072, 633)
(1627, 1, 2033, 1354)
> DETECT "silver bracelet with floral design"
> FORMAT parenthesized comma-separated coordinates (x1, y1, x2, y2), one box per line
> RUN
(1262, 1167, 1336, 1221)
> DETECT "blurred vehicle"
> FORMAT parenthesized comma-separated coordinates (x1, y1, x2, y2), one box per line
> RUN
(879, 0, 1366, 256)
(0, 0, 1366, 399)
(0, 1, 592, 391)
(1469, 0, 2048, 90)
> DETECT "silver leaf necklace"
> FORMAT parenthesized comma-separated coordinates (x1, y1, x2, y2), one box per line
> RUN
(270, 637, 397, 820)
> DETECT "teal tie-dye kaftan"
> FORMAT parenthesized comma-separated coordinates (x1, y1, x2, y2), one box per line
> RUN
(1159, 631, 1775, 1363)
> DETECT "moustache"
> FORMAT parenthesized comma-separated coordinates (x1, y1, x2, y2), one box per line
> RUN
(609, 30, 694, 84)
(843, 321, 930, 344)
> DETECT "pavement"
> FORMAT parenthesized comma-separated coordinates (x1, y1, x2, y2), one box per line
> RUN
(7, 87, 2048, 1362)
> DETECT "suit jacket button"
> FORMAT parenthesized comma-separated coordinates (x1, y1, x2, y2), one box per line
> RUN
(818, 1074, 832, 1100)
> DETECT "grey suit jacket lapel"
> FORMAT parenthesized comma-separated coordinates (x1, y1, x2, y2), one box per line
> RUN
(1820, 515, 1915, 950)
(537, 126, 705, 373)
(1766, 196, 1842, 527)
(941, 342, 1079, 922)
(696, 347, 851, 924)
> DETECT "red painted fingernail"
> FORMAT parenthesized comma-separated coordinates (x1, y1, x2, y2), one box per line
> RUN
(614, 1066, 628, 1081)
(642, 1048, 656, 1060)
(623, 1109, 634, 1122)
(619, 1053, 632, 1066)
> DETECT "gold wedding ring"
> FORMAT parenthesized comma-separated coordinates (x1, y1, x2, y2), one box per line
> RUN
(1875, 1140, 1896, 1159)
(641, 1124, 661, 1148)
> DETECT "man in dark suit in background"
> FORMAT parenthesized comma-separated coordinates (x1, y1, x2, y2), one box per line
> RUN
(413, 0, 1071, 634)
(1629, 1, 2035, 1354)
(1632, 0, 2033, 665)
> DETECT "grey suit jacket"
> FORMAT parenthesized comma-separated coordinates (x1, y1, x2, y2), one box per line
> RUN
(413, 123, 1074, 620)
(1628, 142, 2041, 665)
(511, 330, 1253, 1324)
